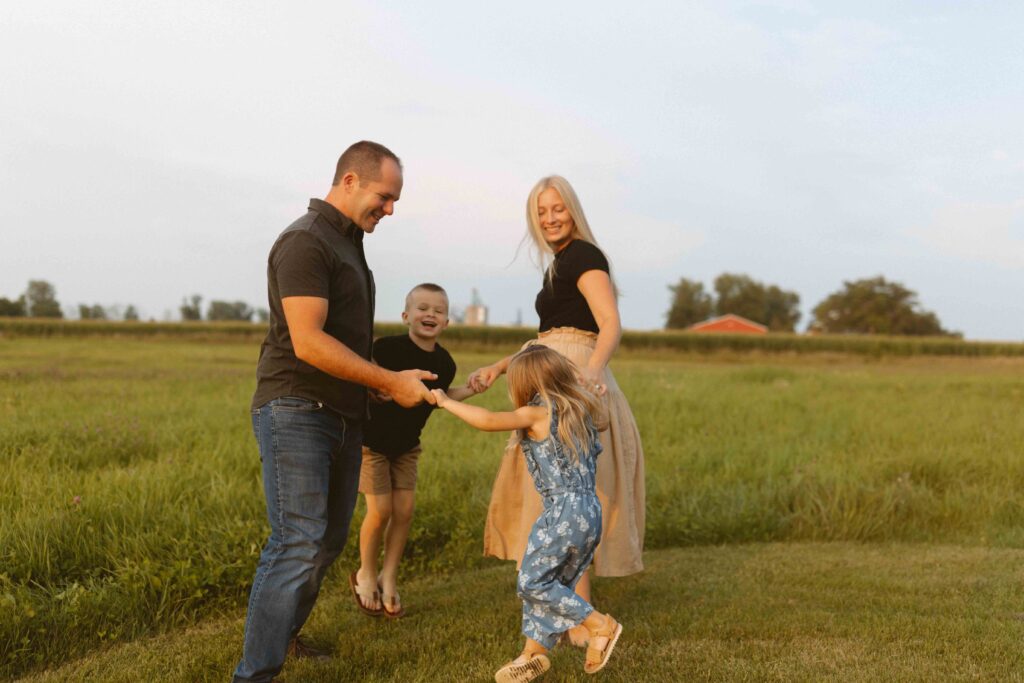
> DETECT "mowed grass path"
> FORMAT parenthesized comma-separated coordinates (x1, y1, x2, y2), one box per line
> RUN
(3, 337, 1024, 679)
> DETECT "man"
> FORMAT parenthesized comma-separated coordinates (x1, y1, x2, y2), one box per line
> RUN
(234, 141, 435, 682)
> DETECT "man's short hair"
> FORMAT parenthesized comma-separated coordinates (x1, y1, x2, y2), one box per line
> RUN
(333, 141, 402, 186)
(405, 283, 448, 310)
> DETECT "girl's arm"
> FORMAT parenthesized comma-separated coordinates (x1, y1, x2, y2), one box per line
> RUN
(432, 389, 546, 435)
(577, 269, 621, 392)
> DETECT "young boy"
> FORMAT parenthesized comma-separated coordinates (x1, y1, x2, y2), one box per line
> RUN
(350, 283, 480, 618)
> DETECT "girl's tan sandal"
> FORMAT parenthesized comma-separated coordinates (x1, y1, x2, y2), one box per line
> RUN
(583, 616, 622, 674)
(494, 652, 551, 683)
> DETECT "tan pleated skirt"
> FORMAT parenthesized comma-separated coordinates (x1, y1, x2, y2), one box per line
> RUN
(482, 327, 645, 577)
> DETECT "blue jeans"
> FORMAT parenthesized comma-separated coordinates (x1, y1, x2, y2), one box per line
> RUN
(233, 397, 363, 683)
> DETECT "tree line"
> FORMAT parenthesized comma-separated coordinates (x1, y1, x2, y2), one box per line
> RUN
(0, 281, 267, 323)
(0, 280, 70, 318)
(666, 273, 956, 336)
(179, 295, 268, 322)
(0, 276, 956, 336)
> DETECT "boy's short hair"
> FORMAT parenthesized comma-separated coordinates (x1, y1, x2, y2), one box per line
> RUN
(405, 283, 448, 310)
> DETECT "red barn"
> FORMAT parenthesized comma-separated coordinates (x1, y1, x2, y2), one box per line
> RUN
(687, 314, 768, 335)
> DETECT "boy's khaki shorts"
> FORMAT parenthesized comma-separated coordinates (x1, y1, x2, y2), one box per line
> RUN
(358, 445, 422, 494)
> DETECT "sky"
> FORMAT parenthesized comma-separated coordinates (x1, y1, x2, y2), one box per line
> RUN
(2, 1, 1022, 340)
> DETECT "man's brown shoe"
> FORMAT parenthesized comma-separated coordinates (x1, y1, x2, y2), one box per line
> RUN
(288, 636, 331, 662)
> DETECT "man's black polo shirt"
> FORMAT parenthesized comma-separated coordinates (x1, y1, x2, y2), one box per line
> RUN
(252, 199, 375, 419)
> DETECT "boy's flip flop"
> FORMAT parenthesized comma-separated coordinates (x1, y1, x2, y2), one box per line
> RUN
(379, 582, 406, 619)
(382, 594, 406, 619)
(349, 571, 383, 617)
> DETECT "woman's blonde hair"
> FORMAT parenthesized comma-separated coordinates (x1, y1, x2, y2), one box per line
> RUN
(505, 345, 609, 462)
(523, 175, 617, 294)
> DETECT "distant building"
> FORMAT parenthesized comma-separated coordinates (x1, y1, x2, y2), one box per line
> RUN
(688, 314, 767, 335)
(464, 287, 488, 326)
(464, 305, 487, 326)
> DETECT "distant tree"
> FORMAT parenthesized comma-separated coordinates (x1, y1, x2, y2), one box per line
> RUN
(713, 273, 764, 323)
(713, 273, 800, 332)
(124, 305, 140, 321)
(25, 280, 62, 318)
(78, 304, 108, 320)
(0, 296, 26, 317)
(763, 285, 801, 332)
(255, 308, 269, 323)
(180, 295, 202, 321)
(207, 300, 254, 322)
(665, 278, 713, 329)
(810, 276, 953, 336)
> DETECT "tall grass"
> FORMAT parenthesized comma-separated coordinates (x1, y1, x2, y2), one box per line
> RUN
(2, 337, 1023, 677)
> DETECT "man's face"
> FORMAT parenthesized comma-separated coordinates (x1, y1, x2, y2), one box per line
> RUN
(402, 289, 449, 342)
(346, 158, 403, 233)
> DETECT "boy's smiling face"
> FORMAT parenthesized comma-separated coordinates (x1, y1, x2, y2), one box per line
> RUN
(403, 288, 450, 344)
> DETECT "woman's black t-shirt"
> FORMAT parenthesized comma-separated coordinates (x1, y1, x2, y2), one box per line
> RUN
(535, 239, 610, 334)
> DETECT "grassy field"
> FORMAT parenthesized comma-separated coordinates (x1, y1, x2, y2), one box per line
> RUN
(3, 336, 1024, 680)
(19, 543, 1024, 682)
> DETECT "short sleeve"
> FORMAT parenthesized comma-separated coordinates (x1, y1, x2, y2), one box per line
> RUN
(564, 241, 609, 281)
(371, 336, 400, 371)
(272, 231, 332, 299)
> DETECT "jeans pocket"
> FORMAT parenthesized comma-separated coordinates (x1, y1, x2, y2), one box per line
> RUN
(272, 396, 324, 412)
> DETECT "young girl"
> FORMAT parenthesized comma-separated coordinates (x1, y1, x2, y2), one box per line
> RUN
(432, 345, 623, 682)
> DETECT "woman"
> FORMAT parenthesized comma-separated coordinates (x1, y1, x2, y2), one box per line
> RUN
(468, 175, 645, 646)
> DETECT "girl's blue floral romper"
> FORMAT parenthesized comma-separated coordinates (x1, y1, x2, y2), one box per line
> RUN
(516, 396, 603, 649)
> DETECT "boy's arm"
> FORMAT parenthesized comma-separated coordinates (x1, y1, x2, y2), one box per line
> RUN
(445, 383, 477, 402)
(431, 389, 544, 433)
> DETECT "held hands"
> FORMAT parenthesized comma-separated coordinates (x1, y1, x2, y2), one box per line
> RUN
(430, 388, 450, 408)
(388, 369, 438, 407)
(467, 364, 501, 393)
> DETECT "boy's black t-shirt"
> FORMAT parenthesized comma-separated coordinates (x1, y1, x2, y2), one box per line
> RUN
(535, 239, 610, 334)
(363, 334, 457, 457)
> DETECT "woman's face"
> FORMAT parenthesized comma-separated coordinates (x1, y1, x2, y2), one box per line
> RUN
(536, 187, 576, 251)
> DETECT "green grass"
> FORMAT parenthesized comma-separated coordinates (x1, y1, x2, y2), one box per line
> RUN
(3, 337, 1024, 679)
(19, 543, 1024, 682)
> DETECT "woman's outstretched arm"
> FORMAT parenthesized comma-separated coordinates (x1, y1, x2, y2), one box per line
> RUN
(466, 353, 514, 393)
